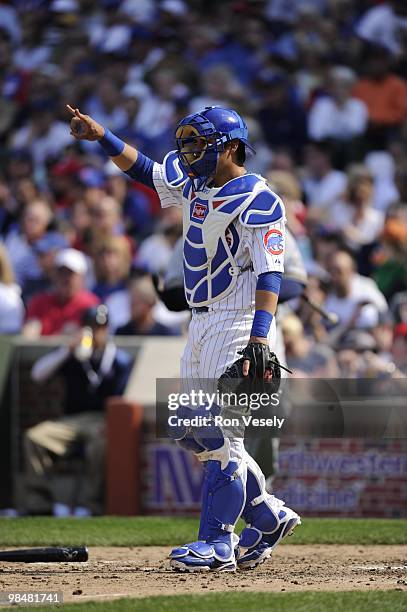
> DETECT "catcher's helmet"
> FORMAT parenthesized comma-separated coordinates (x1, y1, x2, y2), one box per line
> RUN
(175, 106, 255, 188)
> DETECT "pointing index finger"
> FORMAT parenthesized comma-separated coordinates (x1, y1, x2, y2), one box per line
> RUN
(66, 104, 76, 115)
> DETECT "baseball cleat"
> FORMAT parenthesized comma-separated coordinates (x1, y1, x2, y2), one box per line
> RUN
(237, 508, 301, 570)
(170, 559, 236, 572)
(169, 539, 237, 572)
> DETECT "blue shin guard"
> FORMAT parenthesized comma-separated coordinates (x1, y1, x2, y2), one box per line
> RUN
(237, 468, 301, 570)
(170, 443, 244, 572)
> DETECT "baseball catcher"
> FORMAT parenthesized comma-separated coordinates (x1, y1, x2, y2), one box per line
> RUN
(68, 103, 301, 572)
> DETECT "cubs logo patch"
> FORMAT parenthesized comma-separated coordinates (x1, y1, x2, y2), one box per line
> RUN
(264, 229, 284, 255)
(191, 200, 207, 221)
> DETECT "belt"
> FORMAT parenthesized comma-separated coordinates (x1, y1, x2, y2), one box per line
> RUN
(192, 306, 209, 314)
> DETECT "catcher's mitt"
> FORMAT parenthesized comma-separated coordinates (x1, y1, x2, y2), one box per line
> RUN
(218, 343, 282, 398)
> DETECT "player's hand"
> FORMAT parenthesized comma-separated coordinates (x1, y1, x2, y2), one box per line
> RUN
(242, 337, 269, 377)
(66, 104, 105, 141)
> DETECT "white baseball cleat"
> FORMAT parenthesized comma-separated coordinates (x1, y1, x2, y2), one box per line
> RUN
(237, 507, 301, 570)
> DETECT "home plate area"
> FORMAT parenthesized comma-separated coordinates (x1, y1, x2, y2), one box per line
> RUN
(0, 545, 406, 604)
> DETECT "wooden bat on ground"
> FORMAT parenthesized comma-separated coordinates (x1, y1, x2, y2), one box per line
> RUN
(0, 546, 88, 563)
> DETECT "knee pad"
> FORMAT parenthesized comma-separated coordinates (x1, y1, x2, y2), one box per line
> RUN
(241, 466, 280, 535)
(170, 403, 224, 455)
(168, 404, 211, 443)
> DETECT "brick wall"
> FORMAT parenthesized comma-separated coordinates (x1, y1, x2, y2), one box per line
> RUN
(141, 435, 407, 518)
(273, 438, 407, 518)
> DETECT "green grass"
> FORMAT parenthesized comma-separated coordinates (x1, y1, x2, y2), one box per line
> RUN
(1, 592, 406, 612)
(0, 517, 406, 547)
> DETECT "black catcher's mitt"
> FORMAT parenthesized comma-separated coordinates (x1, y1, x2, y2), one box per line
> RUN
(218, 343, 282, 398)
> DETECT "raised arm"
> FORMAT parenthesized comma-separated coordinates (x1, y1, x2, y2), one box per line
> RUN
(66, 105, 154, 188)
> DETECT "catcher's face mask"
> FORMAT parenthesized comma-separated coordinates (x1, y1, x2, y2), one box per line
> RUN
(175, 120, 222, 189)
(175, 106, 256, 190)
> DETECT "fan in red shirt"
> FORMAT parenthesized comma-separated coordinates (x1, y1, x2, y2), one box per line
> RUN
(23, 248, 99, 337)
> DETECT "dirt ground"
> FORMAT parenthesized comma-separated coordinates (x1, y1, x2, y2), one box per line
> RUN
(1, 546, 406, 604)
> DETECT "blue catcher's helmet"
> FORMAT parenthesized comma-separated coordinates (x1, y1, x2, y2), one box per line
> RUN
(175, 106, 255, 189)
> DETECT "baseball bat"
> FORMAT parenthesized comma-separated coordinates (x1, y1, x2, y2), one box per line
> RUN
(0, 546, 88, 563)
(301, 294, 339, 326)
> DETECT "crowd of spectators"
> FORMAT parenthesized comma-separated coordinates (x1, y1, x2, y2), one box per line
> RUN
(0, 0, 406, 376)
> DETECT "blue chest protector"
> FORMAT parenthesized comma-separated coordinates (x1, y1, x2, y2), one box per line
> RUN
(162, 152, 284, 308)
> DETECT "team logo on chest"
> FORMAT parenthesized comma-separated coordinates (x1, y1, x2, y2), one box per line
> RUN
(264, 228, 284, 255)
(190, 197, 208, 223)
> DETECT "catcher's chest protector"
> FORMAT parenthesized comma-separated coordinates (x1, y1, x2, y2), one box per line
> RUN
(181, 174, 273, 307)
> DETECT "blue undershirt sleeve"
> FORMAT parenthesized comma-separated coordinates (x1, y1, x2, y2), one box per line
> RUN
(125, 151, 156, 191)
(256, 271, 282, 294)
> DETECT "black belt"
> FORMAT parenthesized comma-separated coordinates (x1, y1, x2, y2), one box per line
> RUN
(192, 306, 209, 314)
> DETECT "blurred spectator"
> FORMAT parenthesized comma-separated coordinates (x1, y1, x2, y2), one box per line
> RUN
(24, 305, 133, 516)
(294, 40, 330, 105)
(282, 313, 338, 377)
(14, 16, 50, 71)
(391, 291, 407, 324)
(189, 65, 245, 114)
(312, 232, 344, 269)
(326, 165, 384, 250)
(256, 73, 307, 159)
(308, 66, 368, 142)
(11, 106, 72, 173)
(70, 200, 92, 252)
(104, 160, 153, 240)
(365, 151, 400, 212)
(355, 1, 407, 57)
(115, 275, 178, 336)
(353, 47, 407, 149)
(336, 329, 379, 377)
(4, 199, 53, 290)
(296, 272, 329, 343)
(393, 323, 407, 373)
(23, 231, 68, 303)
(0, 244, 24, 334)
(372, 203, 407, 299)
(267, 170, 306, 238)
(302, 141, 347, 215)
(271, 3, 327, 62)
(87, 194, 124, 254)
(92, 236, 132, 301)
(49, 159, 84, 210)
(23, 248, 99, 337)
(244, 117, 273, 176)
(337, 325, 406, 378)
(135, 207, 182, 275)
(134, 68, 183, 143)
(324, 249, 388, 329)
(84, 81, 127, 132)
(394, 161, 407, 203)
(371, 312, 395, 363)
(0, 2, 21, 44)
